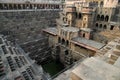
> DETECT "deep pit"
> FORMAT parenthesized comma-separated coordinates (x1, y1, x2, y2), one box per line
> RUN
(0, 10, 65, 77)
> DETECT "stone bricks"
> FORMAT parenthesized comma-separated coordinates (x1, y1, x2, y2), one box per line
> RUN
(0, 11, 60, 44)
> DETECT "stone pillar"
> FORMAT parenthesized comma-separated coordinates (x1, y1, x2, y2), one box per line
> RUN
(44, 4, 46, 9)
(28, 4, 30, 9)
(25, 4, 27, 9)
(35, 4, 37, 9)
(55, 5, 57, 9)
(49, 4, 51, 9)
(51, 4, 53, 9)
(36, 4, 38, 9)
(39, 4, 41, 9)
(9, 4, 11, 9)
(17, 4, 19, 9)
(34, 4, 36, 9)
(11, 4, 13, 9)
(21, 4, 23, 9)
(46, 4, 48, 9)
(23, 4, 25, 9)
(26, 4, 28, 9)
(14, 4, 16, 9)
(30, 4, 32, 9)
(42, 4, 44, 9)
(2, 4, 4, 9)
(18, 4, 20, 9)
(7, 4, 9, 9)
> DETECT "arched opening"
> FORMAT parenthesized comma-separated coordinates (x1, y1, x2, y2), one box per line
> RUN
(63, 17, 64, 22)
(9, 4, 13, 9)
(100, 24, 102, 28)
(55, 5, 57, 9)
(75, 13, 77, 18)
(36, 4, 38, 9)
(48, 4, 50, 9)
(54, 5, 56, 9)
(68, 21, 70, 25)
(95, 23, 98, 28)
(49, 4, 51, 9)
(95, 2, 98, 6)
(0, 3, 3, 9)
(14, 4, 17, 9)
(97, 15, 100, 21)
(103, 25, 107, 29)
(53, 5, 55, 9)
(56, 46, 60, 53)
(65, 50, 69, 55)
(51, 5, 53, 9)
(105, 15, 109, 22)
(58, 37, 61, 43)
(83, 33, 85, 37)
(79, 13, 82, 19)
(100, 1, 103, 7)
(30, 4, 32, 9)
(26, 4, 29, 9)
(39, 4, 41, 9)
(62, 39, 65, 44)
(18, 4, 21, 9)
(101, 15, 104, 21)
(45, 4, 47, 9)
(4, 4, 8, 9)
(43, 4, 45, 9)
(58, 5, 60, 9)
(40, 4, 43, 9)
(32, 4, 35, 9)
(110, 25, 114, 30)
(66, 40, 69, 46)
(23, 4, 25, 9)
(38, 4, 41, 9)
(21, 4, 23, 9)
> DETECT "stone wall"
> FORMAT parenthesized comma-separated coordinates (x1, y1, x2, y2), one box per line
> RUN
(0, 10, 60, 44)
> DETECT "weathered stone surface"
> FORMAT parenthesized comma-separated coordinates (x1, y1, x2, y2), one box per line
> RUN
(0, 11, 60, 44)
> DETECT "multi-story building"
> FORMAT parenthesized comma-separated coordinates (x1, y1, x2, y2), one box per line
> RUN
(94, 0, 120, 31)
(43, 0, 120, 67)
(55, 37, 120, 80)
(43, 0, 106, 67)
(92, 0, 120, 43)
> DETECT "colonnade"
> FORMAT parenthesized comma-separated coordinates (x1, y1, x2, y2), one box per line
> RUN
(0, 3, 60, 10)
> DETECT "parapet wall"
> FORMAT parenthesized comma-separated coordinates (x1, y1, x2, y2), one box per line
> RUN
(0, 10, 60, 44)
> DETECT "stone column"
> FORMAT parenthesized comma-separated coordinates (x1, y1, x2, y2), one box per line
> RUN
(17, 4, 19, 9)
(7, 4, 10, 9)
(23, 4, 25, 9)
(21, 4, 23, 9)
(30, 4, 32, 9)
(25, 4, 27, 9)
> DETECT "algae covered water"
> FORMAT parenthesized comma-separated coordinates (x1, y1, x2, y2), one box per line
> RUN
(42, 60, 64, 76)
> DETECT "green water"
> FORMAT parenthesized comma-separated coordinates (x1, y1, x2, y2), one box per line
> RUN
(42, 60, 64, 76)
